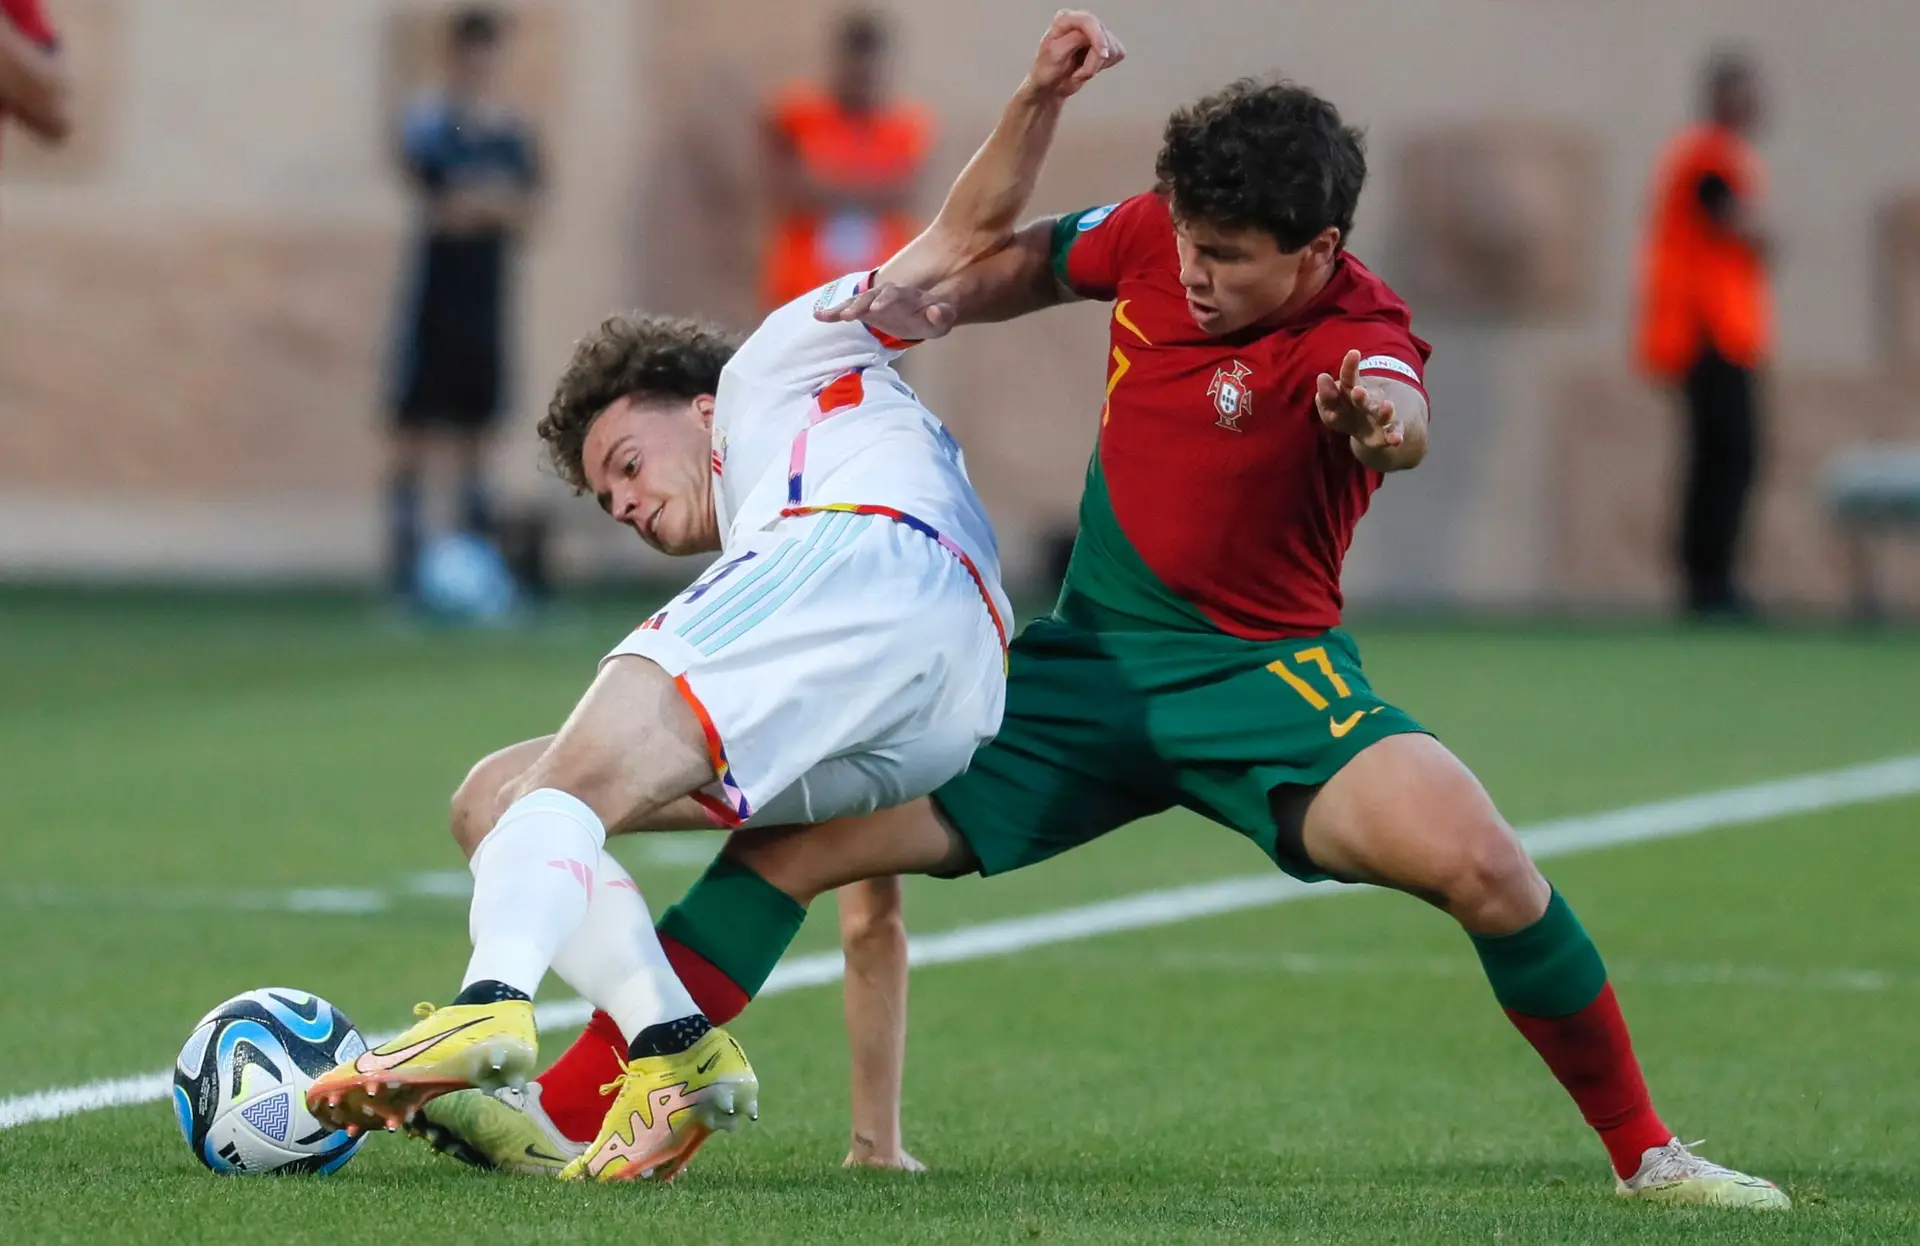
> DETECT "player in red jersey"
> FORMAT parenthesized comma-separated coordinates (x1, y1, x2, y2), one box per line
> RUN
(0, 0, 69, 156)
(499, 18, 1786, 1208)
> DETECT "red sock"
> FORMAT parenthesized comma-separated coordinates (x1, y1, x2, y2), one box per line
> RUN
(532, 935, 753, 1143)
(532, 1009, 625, 1144)
(1504, 983, 1672, 1178)
(662, 933, 750, 1023)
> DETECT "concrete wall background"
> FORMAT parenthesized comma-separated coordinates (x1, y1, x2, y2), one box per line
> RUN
(4, 0, 1918, 609)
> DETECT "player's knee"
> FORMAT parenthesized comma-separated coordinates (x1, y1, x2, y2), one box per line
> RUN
(838, 880, 907, 954)
(1443, 823, 1549, 934)
(721, 832, 826, 906)
(449, 760, 499, 860)
(451, 744, 540, 859)
(840, 905, 906, 958)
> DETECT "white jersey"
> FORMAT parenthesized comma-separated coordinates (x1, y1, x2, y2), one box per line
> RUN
(603, 274, 1011, 828)
(710, 273, 1007, 614)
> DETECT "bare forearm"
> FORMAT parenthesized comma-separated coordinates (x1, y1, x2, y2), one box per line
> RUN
(929, 218, 1066, 325)
(936, 85, 1065, 256)
(814, 13, 1114, 341)
(838, 877, 912, 1165)
(0, 22, 68, 143)
(877, 85, 1066, 290)
(921, 6, 1128, 260)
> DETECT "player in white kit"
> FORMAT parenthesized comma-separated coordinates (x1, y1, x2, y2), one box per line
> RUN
(599, 280, 1012, 831)
(305, 9, 1124, 1184)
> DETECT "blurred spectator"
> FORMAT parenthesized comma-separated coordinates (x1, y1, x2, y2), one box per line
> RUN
(386, 6, 541, 603)
(762, 10, 932, 310)
(1636, 52, 1772, 619)
(0, 0, 69, 153)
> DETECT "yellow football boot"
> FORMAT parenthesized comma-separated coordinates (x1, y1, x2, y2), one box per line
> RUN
(306, 999, 536, 1134)
(558, 1026, 757, 1182)
(406, 1084, 582, 1176)
(1616, 1138, 1791, 1209)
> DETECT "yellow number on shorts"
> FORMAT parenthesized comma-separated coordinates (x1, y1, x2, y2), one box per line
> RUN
(1292, 647, 1352, 698)
(1266, 646, 1352, 710)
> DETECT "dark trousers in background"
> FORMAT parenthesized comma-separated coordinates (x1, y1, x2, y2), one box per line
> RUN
(1677, 346, 1760, 616)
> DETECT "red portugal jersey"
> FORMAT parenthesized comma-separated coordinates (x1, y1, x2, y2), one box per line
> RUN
(0, 0, 59, 169)
(1049, 191, 1431, 639)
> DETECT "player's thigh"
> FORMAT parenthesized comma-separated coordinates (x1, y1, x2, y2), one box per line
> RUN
(1155, 628, 1428, 881)
(454, 733, 723, 844)
(725, 798, 970, 903)
(508, 655, 716, 833)
(612, 510, 1006, 830)
(744, 616, 1003, 831)
(930, 615, 1167, 878)
(1301, 733, 1548, 933)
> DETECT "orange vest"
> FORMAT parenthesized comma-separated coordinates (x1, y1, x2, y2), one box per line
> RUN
(764, 85, 931, 309)
(1636, 123, 1771, 377)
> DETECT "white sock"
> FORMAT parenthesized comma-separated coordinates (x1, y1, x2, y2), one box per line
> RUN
(462, 788, 606, 998)
(549, 849, 703, 1043)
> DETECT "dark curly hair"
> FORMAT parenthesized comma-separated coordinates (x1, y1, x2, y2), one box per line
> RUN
(539, 314, 738, 492)
(1154, 78, 1367, 253)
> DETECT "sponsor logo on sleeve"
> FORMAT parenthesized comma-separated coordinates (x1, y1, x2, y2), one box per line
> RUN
(1356, 355, 1420, 384)
(812, 273, 866, 313)
(1076, 203, 1120, 232)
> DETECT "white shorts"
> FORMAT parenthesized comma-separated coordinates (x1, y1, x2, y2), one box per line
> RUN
(605, 508, 1009, 827)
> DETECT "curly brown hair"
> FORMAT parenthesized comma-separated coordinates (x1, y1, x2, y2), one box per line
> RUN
(1155, 78, 1367, 252)
(538, 313, 738, 492)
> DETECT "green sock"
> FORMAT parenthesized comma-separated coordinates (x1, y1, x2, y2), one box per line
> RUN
(1469, 888, 1608, 1018)
(657, 854, 807, 999)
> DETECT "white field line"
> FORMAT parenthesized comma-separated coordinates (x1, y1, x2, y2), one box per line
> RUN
(3, 752, 1917, 1131)
(1050, 948, 1914, 994)
(1, 833, 729, 917)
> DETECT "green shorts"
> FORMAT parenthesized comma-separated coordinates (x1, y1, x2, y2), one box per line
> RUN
(931, 603, 1428, 883)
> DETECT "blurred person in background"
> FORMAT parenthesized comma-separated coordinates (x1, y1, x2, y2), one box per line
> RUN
(386, 6, 541, 605)
(1637, 52, 1771, 621)
(755, 16, 934, 1171)
(0, 0, 69, 154)
(762, 9, 932, 311)
(757, 15, 932, 1169)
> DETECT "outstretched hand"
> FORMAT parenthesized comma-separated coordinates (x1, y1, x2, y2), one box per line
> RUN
(814, 281, 957, 342)
(1315, 350, 1404, 451)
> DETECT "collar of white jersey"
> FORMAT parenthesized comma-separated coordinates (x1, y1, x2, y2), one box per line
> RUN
(708, 423, 730, 531)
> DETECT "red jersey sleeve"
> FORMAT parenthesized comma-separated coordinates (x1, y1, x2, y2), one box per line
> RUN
(1049, 191, 1158, 301)
(1307, 317, 1432, 401)
(1, 0, 58, 47)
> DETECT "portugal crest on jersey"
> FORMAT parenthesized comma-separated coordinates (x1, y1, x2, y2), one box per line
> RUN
(1208, 360, 1254, 431)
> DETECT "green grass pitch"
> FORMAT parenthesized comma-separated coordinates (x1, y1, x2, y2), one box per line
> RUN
(1, 590, 1917, 1243)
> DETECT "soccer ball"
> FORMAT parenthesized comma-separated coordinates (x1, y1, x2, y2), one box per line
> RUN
(416, 532, 519, 623)
(172, 988, 368, 1175)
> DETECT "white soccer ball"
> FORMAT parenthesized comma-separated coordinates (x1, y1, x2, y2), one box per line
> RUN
(172, 988, 367, 1175)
